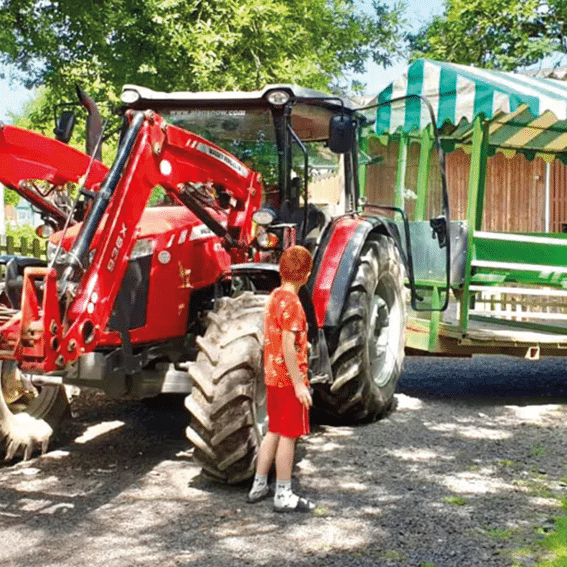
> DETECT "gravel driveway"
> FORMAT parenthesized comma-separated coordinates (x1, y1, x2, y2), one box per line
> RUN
(2, 355, 567, 567)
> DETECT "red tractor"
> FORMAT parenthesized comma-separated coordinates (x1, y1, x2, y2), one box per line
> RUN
(0, 85, 409, 483)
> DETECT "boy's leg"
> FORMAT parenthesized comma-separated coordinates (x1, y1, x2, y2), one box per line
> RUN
(247, 431, 279, 503)
(274, 435, 315, 513)
(257, 431, 280, 476)
(274, 434, 296, 481)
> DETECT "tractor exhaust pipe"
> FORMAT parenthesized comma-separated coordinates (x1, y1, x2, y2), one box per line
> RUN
(76, 86, 103, 161)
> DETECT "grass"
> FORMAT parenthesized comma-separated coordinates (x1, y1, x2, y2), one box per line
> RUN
(443, 495, 468, 506)
(533, 501, 567, 567)
(531, 445, 546, 457)
(499, 459, 522, 469)
(488, 527, 521, 540)
(513, 478, 553, 498)
(511, 500, 567, 567)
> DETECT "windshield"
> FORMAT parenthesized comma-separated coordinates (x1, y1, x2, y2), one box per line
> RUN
(160, 107, 279, 187)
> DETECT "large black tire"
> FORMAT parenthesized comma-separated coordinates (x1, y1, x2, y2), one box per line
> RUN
(313, 234, 406, 424)
(184, 292, 267, 484)
(1, 360, 70, 458)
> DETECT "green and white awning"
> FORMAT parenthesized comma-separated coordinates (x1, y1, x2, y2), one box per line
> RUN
(373, 59, 567, 159)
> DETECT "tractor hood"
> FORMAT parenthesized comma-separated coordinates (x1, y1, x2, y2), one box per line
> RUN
(49, 206, 224, 253)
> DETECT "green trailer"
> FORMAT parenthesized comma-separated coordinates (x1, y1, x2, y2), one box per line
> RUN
(359, 59, 567, 360)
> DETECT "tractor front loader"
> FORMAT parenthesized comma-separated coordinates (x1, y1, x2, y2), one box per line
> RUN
(0, 85, 449, 484)
(0, 106, 262, 461)
(0, 115, 111, 454)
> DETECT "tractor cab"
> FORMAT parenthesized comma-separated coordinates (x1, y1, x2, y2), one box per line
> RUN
(121, 85, 360, 253)
(121, 84, 450, 311)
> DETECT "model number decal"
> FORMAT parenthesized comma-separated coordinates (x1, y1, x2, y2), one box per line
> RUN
(190, 224, 216, 241)
(194, 142, 249, 178)
(107, 223, 128, 272)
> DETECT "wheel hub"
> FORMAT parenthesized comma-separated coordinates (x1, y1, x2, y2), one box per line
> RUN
(1, 362, 36, 408)
(369, 281, 401, 387)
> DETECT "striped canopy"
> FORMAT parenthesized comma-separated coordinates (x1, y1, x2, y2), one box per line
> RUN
(374, 59, 567, 160)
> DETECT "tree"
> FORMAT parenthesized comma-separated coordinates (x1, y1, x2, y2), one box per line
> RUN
(408, 0, 566, 71)
(0, 0, 406, 129)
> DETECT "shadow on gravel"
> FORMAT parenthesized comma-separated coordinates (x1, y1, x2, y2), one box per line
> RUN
(399, 354, 567, 404)
(0, 392, 192, 529)
(2, 358, 566, 567)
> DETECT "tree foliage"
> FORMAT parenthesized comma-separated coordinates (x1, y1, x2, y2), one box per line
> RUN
(409, 0, 566, 70)
(4, 188, 20, 207)
(0, 0, 405, 126)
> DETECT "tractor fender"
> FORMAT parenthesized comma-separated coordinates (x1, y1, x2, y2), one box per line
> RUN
(308, 214, 403, 330)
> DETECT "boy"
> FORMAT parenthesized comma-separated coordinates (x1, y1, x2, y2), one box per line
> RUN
(247, 245, 315, 512)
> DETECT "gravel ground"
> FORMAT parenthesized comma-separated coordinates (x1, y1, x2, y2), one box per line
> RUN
(2, 355, 567, 567)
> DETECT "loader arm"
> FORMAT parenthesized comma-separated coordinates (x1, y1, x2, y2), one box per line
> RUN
(0, 110, 262, 372)
(0, 124, 108, 228)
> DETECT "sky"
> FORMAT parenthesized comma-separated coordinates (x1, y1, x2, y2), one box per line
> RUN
(0, 0, 445, 124)
(358, 0, 444, 94)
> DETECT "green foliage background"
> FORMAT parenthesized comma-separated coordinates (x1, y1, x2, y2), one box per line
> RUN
(409, 0, 566, 70)
(1, 0, 406, 131)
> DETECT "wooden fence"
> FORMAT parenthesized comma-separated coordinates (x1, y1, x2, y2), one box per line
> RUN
(0, 235, 47, 259)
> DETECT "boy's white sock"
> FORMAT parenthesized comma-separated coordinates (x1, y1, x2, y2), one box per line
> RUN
(248, 474, 268, 499)
(274, 479, 299, 508)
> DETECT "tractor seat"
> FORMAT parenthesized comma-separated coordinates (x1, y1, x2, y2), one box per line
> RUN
(278, 201, 326, 249)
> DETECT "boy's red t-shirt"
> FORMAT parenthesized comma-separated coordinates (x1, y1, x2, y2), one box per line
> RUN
(264, 287, 309, 388)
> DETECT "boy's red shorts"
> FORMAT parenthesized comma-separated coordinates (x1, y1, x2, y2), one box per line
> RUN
(266, 385, 310, 438)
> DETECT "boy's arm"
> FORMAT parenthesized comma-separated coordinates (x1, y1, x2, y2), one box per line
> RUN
(282, 329, 312, 408)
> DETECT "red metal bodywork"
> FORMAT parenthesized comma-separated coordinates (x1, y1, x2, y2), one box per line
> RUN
(311, 216, 365, 328)
(0, 124, 108, 225)
(52, 206, 232, 346)
(0, 112, 262, 372)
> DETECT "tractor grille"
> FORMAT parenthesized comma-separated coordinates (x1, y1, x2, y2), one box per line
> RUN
(108, 255, 151, 332)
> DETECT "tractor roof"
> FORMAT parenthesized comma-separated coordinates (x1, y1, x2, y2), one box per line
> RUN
(121, 84, 357, 114)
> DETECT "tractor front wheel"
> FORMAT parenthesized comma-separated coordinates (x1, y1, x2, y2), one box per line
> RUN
(314, 234, 406, 423)
(0, 361, 70, 460)
(184, 292, 267, 484)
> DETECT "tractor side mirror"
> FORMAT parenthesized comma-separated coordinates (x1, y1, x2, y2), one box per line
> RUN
(430, 216, 448, 249)
(54, 111, 76, 144)
(329, 114, 355, 153)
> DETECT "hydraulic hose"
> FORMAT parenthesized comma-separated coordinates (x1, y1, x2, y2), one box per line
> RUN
(59, 111, 145, 293)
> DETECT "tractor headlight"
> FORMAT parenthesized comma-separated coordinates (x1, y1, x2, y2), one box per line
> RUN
(257, 232, 279, 249)
(252, 208, 276, 227)
(47, 241, 68, 264)
(266, 90, 291, 106)
(130, 238, 154, 259)
(121, 89, 141, 104)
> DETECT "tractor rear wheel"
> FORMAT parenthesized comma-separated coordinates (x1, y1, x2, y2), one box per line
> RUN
(314, 234, 406, 423)
(184, 292, 267, 484)
(1, 360, 70, 459)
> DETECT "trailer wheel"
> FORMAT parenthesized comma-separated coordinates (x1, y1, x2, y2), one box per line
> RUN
(314, 234, 406, 423)
(185, 292, 267, 484)
(1, 361, 70, 460)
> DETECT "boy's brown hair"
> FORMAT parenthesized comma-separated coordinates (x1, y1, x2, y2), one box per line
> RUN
(279, 245, 313, 283)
